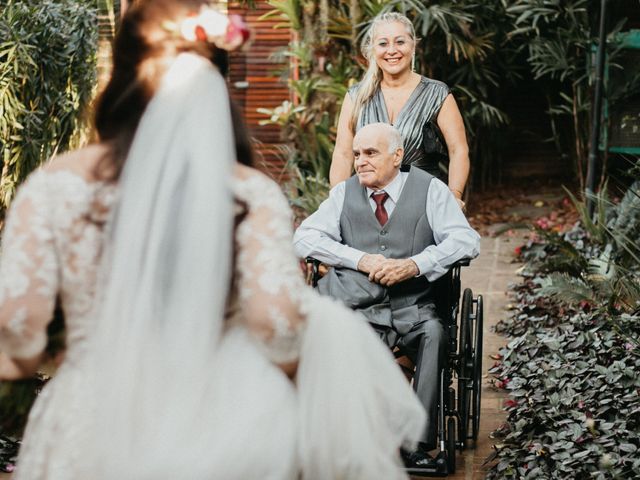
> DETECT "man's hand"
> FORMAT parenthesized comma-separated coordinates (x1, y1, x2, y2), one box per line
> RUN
(357, 253, 387, 274)
(368, 258, 419, 286)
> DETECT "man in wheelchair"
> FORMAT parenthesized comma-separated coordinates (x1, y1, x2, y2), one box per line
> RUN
(293, 123, 480, 471)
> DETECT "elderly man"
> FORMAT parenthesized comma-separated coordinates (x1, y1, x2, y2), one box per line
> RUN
(293, 122, 480, 469)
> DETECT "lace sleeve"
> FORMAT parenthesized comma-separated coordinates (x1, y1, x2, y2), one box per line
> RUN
(234, 174, 307, 363)
(0, 172, 58, 359)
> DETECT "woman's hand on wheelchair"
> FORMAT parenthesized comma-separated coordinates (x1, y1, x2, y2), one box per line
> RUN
(369, 259, 419, 286)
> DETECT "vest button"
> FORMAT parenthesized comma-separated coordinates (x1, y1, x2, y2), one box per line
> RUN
(380, 245, 387, 251)
(380, 230, 387, 235)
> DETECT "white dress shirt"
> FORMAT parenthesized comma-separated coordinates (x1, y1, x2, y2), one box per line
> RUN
(293, 171, 480, 282)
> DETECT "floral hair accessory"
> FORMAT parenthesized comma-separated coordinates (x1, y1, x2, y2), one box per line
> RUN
(180, 6, 250, 51)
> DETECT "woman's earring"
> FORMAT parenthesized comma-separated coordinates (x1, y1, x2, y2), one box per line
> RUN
(411, 53, 416, 72)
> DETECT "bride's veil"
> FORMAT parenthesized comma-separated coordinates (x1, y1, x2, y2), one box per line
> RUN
(84, 53, 235, 478)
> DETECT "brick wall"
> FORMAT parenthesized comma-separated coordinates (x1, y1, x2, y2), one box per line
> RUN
(228, 1, 291, 180)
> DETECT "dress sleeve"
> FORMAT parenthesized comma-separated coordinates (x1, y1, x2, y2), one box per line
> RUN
(233, 174, 307, 363)
(0, 172, 59, 359)
(429, 78, 451, 119)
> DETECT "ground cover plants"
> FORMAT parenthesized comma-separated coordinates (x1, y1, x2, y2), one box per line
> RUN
(488, 163, 640, 478)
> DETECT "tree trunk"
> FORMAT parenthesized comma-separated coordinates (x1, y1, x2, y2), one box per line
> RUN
(572, 83, 585, 191)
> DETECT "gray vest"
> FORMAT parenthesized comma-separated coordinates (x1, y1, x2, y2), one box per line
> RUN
(318, 167, 436, 332)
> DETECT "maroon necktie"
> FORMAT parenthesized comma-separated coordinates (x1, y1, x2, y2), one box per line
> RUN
(372, 192, 389, 226)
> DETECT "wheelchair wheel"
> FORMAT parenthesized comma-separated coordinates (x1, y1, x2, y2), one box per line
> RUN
(457, 288, 473, 448)
(446, 417, 456, 474)
(471, 295, 484, 443)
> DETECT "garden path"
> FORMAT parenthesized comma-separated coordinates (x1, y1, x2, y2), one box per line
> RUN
(410, 233, 524, 480)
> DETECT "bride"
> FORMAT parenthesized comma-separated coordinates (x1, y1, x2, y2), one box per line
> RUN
(0, 1, 425, 478)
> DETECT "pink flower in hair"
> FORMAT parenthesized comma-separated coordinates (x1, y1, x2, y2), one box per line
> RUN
(181, 7, 250, 51)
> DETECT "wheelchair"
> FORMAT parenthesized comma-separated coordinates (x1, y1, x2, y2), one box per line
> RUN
(306, 258, 483, 476)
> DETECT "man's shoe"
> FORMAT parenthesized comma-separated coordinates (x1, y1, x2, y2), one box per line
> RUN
(403, 448, 439, 476)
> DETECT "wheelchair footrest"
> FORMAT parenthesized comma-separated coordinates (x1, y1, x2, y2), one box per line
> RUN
(405, 452, 449, 477)
(405, 467, 448, 477)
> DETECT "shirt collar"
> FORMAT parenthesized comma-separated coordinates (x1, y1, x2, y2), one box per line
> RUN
(366, 170, 405, 203)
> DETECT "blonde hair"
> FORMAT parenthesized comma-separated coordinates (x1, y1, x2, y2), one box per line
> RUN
(350, 12, 416, 132)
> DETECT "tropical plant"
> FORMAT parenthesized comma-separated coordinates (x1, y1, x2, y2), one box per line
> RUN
(490, 301, 640, 478)
(489, 160, 640, 478)
(258, 0, 363, 214)
(504, 0, 637, 191)
(0, 0, 98, 213)
(525, 169, 640, 315)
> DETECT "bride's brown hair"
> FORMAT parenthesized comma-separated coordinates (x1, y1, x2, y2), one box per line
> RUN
(94, 0, 253, 180)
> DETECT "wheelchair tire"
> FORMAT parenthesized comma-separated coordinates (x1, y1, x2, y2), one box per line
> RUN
(472, 294, 484, 443)
(457, 288, 474, 448)
(446, 416, 456, 474)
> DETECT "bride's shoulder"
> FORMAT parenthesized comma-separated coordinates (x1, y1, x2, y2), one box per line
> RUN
(16, 144, 112, 197)
(232, 164, 290, 210)
(42, 143, 111, 181)
(233, 164, 281, 194)
(233, 164, 270, 182)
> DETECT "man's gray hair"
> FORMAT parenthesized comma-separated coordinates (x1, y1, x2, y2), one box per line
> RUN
(386, 126, 404, 154)
(355, 122, 404, 154)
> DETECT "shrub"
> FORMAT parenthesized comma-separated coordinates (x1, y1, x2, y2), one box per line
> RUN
(489, 161, 640, 478)
(0, 0, 98, 213)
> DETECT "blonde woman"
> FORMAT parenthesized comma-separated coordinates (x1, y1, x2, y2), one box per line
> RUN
(331, 12, 469, 208)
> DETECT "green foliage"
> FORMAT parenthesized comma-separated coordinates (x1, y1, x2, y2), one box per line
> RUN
(519, 160, 640, 314)
(491, 159, 640, 478)
(258, 1, 362, 215)
(0, 375, 48, 470)
(0, 376, 48, 437)
(490, 308, 640, 479)
(0, 0, 98, 212)
(504, 0, 637, 190)
(286, 165, 331, 214)
(0, 433, 19, 473)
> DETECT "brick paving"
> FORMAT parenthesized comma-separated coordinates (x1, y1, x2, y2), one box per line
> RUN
(409, 234, 524, 480)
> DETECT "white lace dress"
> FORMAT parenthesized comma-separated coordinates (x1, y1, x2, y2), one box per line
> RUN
(0, 168, 424, 479)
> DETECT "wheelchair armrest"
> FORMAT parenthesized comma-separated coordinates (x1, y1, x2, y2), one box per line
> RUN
(451, 258, 471, 268)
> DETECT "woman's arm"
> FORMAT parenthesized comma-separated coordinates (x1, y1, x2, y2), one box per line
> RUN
(233, 167, 308, 378)
(436, 94, 470, 203)
(0, 352, 42, 380)
(329, 93, 356, 187)
(0, 172, 59, 379)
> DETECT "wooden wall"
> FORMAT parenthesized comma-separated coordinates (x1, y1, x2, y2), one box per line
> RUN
(228, 1, 292, 180)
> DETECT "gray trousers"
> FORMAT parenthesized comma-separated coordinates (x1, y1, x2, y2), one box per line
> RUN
(371, 308, 446, 449)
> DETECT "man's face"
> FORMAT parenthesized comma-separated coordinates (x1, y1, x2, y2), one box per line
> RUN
(353, 127, 402, 190)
